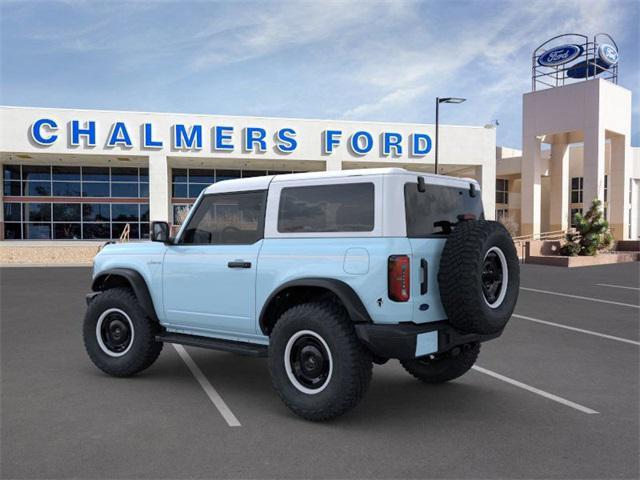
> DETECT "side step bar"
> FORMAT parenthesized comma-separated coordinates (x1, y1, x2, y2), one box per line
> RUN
(156, 332, 268, 357)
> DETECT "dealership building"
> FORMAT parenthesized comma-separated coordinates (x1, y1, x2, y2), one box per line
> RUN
(0, 107, 497, 241)
(0, 34, 638, 244)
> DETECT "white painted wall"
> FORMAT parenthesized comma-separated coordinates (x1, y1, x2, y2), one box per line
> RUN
(0, 106, 497, 223)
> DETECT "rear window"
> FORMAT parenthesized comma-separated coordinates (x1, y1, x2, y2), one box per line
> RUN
(404, 182, 484, 237)
(278, 183, 374, 233)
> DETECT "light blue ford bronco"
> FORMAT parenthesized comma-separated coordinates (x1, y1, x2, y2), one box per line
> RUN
(84, 168, 519, 421)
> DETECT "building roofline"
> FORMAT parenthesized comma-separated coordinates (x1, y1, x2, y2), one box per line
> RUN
(0, 104, 488, 130)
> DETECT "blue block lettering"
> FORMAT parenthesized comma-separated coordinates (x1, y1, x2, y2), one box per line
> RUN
(411, 133, 432, 156)
(245, 127, 267, 152)
(71, 120, 96, 146)
(143, 123, 163, 148)
(107, 122, 133, 147)
(174, 124, 203, 149)
(275, 128, 297, 153)
(30, 118, 58, 145)
(214, 126, 234, 150)
(383, 132, 403, 156)
(323, 130, 342, 154)
(350, 131, 373, 155)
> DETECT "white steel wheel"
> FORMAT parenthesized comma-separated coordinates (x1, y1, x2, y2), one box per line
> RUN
(284, 330, 333, 395)
(95, 308, 135, 357)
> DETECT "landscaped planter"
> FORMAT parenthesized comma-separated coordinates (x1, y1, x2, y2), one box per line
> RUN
(525, 251, 639, 267)
(523, 240, 639, 267)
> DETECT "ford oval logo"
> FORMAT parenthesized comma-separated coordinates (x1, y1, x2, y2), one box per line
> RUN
(598, 44, 618, 66)
(538, 44, 583, 67)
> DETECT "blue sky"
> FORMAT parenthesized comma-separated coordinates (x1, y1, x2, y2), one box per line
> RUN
(1, 0, 638, 148)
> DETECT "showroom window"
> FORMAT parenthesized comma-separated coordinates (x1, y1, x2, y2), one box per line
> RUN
(496, 208, 509, 221)
(4, 202, 150, 240)
(496, 179, 509, 204)
(171, 168, 297, 225)
(3, 164, 149, 240)
(3, 165, 148, 198)
(570, 177, 583, 203)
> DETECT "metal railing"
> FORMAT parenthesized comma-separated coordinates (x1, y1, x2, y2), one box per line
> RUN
(118, 223, 131, 243)
(532, 33, 618, 91)
(512, 228, 574, 247)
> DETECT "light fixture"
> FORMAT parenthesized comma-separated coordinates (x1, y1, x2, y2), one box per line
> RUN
(438, 97, 466, 104)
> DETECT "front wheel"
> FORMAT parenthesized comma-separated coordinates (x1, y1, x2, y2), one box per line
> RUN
(400, 343, 480, 384)
(268, 302, 372, 421)
(83, 287, 163, 377)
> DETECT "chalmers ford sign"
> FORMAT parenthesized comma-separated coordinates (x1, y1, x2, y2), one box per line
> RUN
(29, 118, 433, 157)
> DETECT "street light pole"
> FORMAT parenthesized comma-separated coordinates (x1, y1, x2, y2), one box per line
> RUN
(435, 97, 440, 175)
(434, 96, 466, 175)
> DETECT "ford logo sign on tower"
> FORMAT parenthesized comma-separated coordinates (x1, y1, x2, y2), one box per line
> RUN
(598, 43, 619, 67)
(532, 33, 619, 91)
(537, 44, 583, 67)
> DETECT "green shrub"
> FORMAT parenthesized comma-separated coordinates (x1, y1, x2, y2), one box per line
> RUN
(560, 199, 614, 256)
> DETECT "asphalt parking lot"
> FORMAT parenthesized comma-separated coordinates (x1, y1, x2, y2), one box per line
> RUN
(1, 263, 638, 479)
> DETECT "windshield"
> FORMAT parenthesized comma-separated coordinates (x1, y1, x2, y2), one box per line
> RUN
(404, 181, 484, 237)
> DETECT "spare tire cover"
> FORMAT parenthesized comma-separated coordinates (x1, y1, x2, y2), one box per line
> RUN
(438, 220, 519, 334)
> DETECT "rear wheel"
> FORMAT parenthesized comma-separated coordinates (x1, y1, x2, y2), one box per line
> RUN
(268, 302, 372, 421)
(400, 343, 480, 383)
(83, 287, 163, 377)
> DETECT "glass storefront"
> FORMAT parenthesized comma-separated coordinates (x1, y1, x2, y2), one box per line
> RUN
(2, 164, 309, 238)
(170, 168, 295, 225)
(3, 165, 149, 240)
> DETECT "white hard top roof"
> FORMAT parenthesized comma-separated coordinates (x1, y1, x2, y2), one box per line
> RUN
(203, 168, 478, 195)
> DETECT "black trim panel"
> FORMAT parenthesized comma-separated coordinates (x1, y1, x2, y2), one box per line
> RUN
(354, 321, 501, 360)
(157, 332, 268, 357)
(91, 268, 159, 322)
(259, 277, 372, 334)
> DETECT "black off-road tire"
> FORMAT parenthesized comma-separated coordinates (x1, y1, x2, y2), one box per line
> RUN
(438, 220, 519, 334)
(400, 343, 480, 383)
(83, 287, 163, 377)
(268, 302, 373, 421)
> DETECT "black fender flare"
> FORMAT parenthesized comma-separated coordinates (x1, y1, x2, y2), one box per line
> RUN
(91, 268, 159, 322)
(259, 278, 372, 334)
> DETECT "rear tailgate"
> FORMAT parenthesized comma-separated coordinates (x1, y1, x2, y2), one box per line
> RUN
(404, 178, 484, 324)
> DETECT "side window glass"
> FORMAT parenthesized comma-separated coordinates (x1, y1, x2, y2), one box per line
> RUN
(277, 183, 374, 233)
(181, 191, 266, 245)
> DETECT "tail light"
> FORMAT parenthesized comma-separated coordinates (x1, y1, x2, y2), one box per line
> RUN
(388, 255, 410, 302)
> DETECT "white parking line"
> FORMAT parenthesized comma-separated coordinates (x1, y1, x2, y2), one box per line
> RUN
(596, 283, 640, 291)
(520, 287, 640, 309)
(513, 314, 640, 346)
(472, 366, 599, 415)
(173, 344, 241, 427)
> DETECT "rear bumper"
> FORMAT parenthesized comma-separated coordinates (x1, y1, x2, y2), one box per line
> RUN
(354, 321, 501, 360)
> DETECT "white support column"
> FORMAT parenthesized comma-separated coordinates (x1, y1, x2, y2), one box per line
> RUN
(148, 153, 170, 223)
(476, 164, 496, 220)
(549, 137, 570, 232)
(325, 158, 342, 171)
(609, 134, 631, 240)
(582, 126, 606, 212)
(521, 135, 543, 237)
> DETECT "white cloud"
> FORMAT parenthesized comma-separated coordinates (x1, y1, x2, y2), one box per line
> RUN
(2, 0, 636, 146)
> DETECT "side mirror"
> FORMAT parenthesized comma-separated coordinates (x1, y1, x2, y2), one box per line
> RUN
(151, 221, 171, 243)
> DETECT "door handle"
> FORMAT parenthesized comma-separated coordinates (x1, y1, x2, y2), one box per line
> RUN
(228, 261, 252, 269)
(420, 258, 428, 295)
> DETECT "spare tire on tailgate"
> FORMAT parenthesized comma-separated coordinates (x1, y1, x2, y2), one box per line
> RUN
(438, 220, 519, 334)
